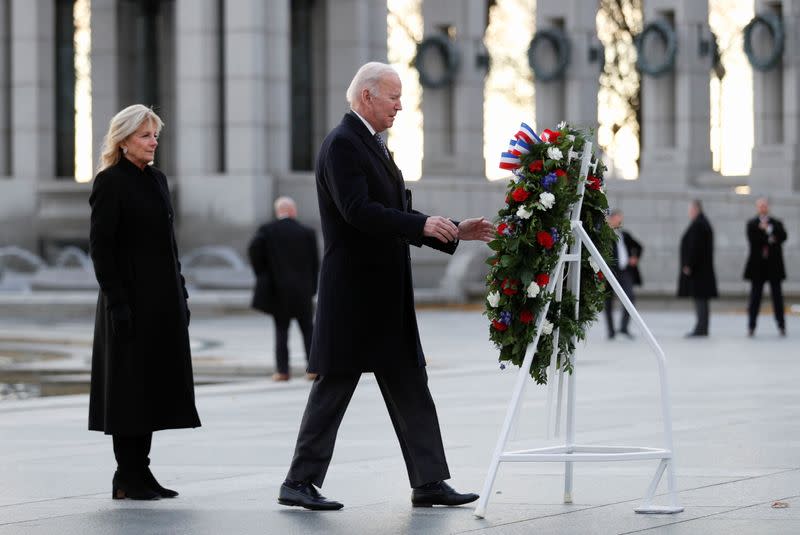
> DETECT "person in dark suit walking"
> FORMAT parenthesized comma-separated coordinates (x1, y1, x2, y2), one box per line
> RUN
(604, 209, 643, 339)
(278, 62, 494, 511)
(248, 196, 319, 381)
(744, 197, 788, 337)
(677, 200, 718, 337)
(89, 105, 201, 500)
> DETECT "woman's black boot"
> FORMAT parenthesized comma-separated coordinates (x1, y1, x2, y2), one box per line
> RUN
(143, 467, 179, 498)
(112, 470, 160, 500)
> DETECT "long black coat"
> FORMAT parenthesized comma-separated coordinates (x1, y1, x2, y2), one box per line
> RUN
(677, 213, 718, 299)
(248, 218, 319, 317)
(309, 112, 457, 375)
(743, 216, 787, 281)
(88, 157, 201, 435)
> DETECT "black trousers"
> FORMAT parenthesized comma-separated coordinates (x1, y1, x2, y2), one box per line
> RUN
(693, 298, 709, 335)
(747, 277, 785, 330)
(286, 367, 451, 488)
(274, 304, 313, 375)
(113, 433, 152, 471)
(605, 268, 636, 335)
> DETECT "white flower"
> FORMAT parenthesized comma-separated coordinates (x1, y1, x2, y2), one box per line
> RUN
(547, 147, 563, 161)
(535, 192, 555, 211)
(516, 205, 533, 219)
(541, 319, 554, 336)
(526, 281, 540, 298)
(557, 121, 567, 129)
(589, 256, 600, 273)
(487, 291, 501, 308)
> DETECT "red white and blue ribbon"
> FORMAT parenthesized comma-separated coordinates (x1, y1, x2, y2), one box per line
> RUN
(499, 122, 541, 170)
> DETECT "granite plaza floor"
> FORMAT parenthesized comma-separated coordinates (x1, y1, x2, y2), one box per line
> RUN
(0, 301, 798, 534)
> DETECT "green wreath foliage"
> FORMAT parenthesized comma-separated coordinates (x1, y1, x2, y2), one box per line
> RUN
(485, 125, 616, 384)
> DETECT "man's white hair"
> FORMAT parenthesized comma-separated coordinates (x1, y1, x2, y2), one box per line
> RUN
(274, 196, 296, 214)
(345, 62, 399, 106)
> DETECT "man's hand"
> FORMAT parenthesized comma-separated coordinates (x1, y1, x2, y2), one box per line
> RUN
(682, 266, 691, 276)
(458, 218, 495, 242)
(629, 256, 639, 267)
(423, 216, 459, 243)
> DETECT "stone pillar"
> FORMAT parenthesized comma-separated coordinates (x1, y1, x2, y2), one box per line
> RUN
(11, 0, 55, 179)
(750, 0, 800, 192)
(534, 0, 602, 133)
(639, 0, 713, 186)
(0, 1, 9, 176)
(90, 0, 119, 169)
(175, 0, 223, 176)
(321, 0, 388, 137)
(175, 0, 289, 250)
(420, 0, 486, 178)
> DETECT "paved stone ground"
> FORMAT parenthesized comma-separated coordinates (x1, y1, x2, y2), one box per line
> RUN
(0, 300, 798, 534)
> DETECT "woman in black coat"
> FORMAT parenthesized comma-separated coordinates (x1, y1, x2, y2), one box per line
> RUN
(677, 199, 718, 336)
(88, 104, 201, 500)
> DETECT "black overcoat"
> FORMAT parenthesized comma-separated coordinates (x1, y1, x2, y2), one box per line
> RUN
(677, 213, 718, 299)
(88, 156, 201, 435)
(743, 216, 787, 281)
(248, 218, 319, 317)
(309, 112, 457, 375)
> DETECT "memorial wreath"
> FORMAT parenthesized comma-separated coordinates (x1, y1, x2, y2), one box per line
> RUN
(485, 122, 616, 384)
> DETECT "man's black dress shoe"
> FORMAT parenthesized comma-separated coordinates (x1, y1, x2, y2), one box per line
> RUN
(618, 330, 635, 340)
(411, 481, 479, 507)
(278, 481, 343, 511)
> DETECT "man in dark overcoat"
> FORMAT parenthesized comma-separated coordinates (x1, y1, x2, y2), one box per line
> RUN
(277, 62, 494, 511)
(678, 199, 718, 337)
(248, 196, 319, 381)
(743, 197, 788, 336)
(604, 209, 643, 339)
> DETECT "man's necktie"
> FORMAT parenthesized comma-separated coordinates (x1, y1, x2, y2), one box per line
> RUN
(374, 133, 390, 160)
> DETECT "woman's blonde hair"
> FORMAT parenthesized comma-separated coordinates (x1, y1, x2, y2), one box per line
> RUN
(96, 104, 164, 173)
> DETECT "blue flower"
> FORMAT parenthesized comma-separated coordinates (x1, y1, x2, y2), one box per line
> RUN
(542, 172, 557, 190)
(550, 227, 560, 243)
(500, 311, 512, 325)
(499, 363, 506, 370)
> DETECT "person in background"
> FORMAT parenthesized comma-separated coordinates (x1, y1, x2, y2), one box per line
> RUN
(677, 199, 718, 337)
(88, 104, 201, 500)
(604, 209, 643, 340)
(248, 196, 319, 381)
(743, 197, 788, 337)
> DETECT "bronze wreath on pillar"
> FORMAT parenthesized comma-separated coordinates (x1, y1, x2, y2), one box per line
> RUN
(527, 28, 571, 82)
(414, 34, 460, 89)
(635, 19, 678, 77)
(743, 12, 784, 72)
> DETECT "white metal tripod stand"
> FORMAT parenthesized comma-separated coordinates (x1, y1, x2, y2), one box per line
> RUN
(474, 140, 683, 518)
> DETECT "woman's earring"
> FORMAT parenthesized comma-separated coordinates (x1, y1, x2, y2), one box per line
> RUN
(122, 147, 128, 154)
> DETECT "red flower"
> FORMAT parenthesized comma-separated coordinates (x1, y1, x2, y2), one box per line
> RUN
(542, 129, 561, 143)
(587, 175, 602, 190)
(597, 271, 605, 281)
(496, 222, 509, 236)
(536, 273, 550, 287)
(537, 231, 554, 249)
(492, 320, 508, 331)
(519, 309, 534, 324)
(528, 160, 543, 172)
(501, 278, 519, 296)
(511, 187, 529, 202)
(555, 169, 567, 178)
(505, 194, 511, 204)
